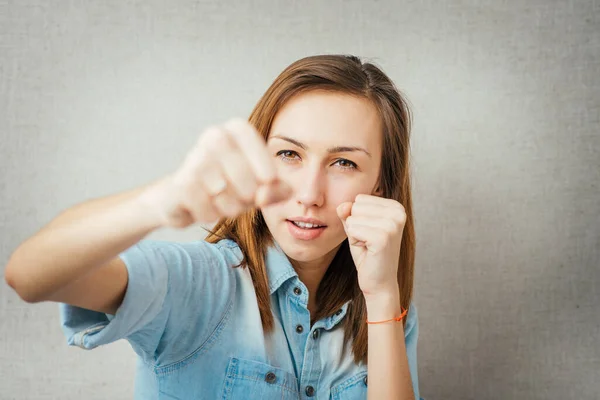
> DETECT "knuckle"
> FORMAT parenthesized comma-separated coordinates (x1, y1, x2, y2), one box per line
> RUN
(210, 133, 230, 151)
(394, 210, 407, 225)
(224, 118, 251, 137)
(199, 126, 221, 143)
(229, 164, 256, 188)
(237, 185, 257, 204)
(226, 117, 247, 128)
(378, 221, 391, 235)
(348, 203, 361, 214)
(355, 194, 368, 202)
(258, 163, 276, 184)
(385, 220, 396, 233)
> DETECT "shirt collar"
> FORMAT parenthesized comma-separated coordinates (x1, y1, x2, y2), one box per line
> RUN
(264, 240, 354, 329)
(265, 240, 298, 295)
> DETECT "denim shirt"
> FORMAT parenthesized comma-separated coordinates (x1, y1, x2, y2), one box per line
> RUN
(59, 238, 420, 399)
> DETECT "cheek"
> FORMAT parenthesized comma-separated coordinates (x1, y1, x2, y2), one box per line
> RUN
(260, 201, 289, 228)
(260, 204, 278, 223)
(327, 179, 368, 205)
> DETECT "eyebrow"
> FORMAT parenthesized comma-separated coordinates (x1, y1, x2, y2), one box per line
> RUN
(269, 134, 372, 158)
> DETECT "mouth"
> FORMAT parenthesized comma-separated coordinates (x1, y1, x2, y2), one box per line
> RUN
(286, 219, 327, 229)
(285, 219, 327, 240)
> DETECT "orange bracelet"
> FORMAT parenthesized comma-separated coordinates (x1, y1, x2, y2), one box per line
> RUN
(366, 307, 408, 324)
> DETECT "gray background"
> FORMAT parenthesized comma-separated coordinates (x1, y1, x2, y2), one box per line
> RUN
(1, 1, 599, 399)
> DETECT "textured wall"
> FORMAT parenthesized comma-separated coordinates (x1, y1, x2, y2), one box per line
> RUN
(1, 1, 598, 399)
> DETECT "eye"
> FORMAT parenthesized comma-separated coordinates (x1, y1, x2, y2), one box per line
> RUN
(276, 151, 358, 171)
(333, 158, 358, 170)
(276, 150, 300, 163)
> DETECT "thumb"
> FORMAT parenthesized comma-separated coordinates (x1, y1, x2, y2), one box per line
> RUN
(336, 202, 353, 224)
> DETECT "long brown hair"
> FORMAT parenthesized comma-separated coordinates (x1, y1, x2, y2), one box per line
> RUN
(205, 54, 415, 364)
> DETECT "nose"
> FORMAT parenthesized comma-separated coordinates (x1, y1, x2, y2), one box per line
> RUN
(294, 165, 325, 209)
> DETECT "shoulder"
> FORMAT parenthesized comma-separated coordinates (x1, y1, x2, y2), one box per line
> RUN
(123, 237, 243, 268)
(118, 237, 245, 297)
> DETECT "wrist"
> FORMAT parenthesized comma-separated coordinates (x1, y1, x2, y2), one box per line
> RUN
(135, 177, 175, 229)
(364, 289, 401, 322)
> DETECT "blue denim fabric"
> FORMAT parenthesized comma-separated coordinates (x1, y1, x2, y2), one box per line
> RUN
(59, 239, 420, 399)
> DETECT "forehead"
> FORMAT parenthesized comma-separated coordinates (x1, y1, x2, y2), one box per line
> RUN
(269, 90, 382, 152)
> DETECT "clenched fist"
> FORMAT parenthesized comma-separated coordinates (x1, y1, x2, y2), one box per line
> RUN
(139, 119, 293, 228)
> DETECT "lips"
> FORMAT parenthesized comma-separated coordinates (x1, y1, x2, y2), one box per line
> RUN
(286, 217, 327, 227)
(286, 220, 326, 240)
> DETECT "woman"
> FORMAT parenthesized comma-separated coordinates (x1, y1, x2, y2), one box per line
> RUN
(5, 54, 420, 399)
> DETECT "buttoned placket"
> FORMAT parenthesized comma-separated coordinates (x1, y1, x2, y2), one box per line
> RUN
(283, 279, 351, 398)
(285, 280, 310, 380)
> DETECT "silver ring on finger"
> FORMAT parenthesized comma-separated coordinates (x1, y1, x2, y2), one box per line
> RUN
(208, 179, 228, 197)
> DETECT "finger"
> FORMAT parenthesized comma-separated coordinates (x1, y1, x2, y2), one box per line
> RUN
(349, 203, 406, 225)
(201, 165, 229, 197)
(346, 202, 382, 218)
(344, 224, 388, 252)
(211, 188, 247, 218)
(346, 233, 367, 247)
(355, 193, 400, 208)
(336, 202, 353, 223)
(223, 118, 277, 184)
(346, 215, 397, 234)
(194, 127, 231, 196)
(255, 179, 293, 207)
(213, 130, 258, 204)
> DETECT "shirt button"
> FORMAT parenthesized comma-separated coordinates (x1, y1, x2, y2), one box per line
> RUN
(312, 329, 320, 339)
(293, 287, 302, 295)
(305, 385, 315, 397)
(363, 376, 368, 386)
(295, 324, 304, 333)
(265, 372, 276, 384)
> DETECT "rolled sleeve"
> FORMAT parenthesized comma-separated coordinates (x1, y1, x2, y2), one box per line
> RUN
(59, 241, 169, 355)
(59, 239, 237, 366)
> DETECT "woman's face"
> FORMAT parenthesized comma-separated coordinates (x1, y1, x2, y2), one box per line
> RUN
(261, 90, 383, 265)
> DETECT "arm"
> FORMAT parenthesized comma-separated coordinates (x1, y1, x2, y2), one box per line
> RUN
(366, 291, 416, 399)
(336, 195, 418, 399)
(4, 119, 289, 315)
(4, 179, 166, 313)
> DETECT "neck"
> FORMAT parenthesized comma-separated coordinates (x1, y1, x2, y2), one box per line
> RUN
(288, 244, 340, 314)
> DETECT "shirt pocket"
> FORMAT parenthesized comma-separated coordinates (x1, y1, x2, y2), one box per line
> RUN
(330, 371, 368, 400)
(222, 357, 300, 400)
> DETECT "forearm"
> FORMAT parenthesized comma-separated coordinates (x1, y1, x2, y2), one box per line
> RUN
(366, 292, 414, 400)
(4, 180, 165, 302)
